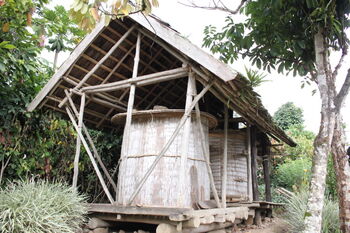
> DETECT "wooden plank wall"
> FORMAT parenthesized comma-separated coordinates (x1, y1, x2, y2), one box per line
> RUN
(209, 130, 249, 201)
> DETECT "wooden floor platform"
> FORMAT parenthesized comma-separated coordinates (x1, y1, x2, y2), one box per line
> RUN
(87, 201, 280, 232)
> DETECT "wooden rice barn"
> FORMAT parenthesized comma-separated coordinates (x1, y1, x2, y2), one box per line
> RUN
(27, 13, 296, 233)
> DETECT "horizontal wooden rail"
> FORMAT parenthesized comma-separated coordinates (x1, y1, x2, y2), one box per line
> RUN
(81, 67, 188, 93)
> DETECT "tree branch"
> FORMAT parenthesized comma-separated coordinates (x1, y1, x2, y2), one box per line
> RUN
(335, 68, 350, 112)
(332, 46, 348, 79)
(179, 0, 248, 15)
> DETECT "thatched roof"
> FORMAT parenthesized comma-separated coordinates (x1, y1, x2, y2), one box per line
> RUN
(27, 13, 296, 147)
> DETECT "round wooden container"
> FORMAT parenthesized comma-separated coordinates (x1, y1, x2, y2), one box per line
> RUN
(112, 109, 217, 208)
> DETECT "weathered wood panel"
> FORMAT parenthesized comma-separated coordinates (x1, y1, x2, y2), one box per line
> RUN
(113, 110, 216, 208)
(209, 130, 249, 201)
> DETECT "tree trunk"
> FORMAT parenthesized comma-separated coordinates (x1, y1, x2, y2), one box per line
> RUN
(303, 28, 337, 233)
(53, 50, 59, 71)
(332, 115, 350, 232)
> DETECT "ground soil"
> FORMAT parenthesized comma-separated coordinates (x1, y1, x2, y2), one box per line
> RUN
(235, 217, 288, 233)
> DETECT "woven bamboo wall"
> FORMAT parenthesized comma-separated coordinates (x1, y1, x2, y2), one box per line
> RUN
(115, 110, 216, 208)
(209, 129, 249, 201)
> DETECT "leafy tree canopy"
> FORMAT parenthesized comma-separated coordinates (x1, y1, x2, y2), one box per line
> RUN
(203, 0, 349, 79)
(273, 102, 304, 130)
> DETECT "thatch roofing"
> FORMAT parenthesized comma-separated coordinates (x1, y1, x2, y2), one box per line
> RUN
(27, 13, 296, 147)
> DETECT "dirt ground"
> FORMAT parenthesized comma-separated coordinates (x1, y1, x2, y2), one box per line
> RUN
(235, 217, 288, 233)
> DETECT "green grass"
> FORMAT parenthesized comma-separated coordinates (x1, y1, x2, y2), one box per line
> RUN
(282, 190, 340, 233)
(0, 179, 87, 233)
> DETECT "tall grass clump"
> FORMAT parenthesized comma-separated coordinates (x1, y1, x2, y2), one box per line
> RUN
(282, 190, 340, 233)
(0, 179, 87, 233)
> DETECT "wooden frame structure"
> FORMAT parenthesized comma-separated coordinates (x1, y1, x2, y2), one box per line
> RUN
(27, 13, 296, 232)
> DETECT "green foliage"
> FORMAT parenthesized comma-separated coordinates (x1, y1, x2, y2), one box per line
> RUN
(244, 66, 269, 88)
(273, 102, 304, 130)
(284, 125, 315, 159)
(40, 5, 86, 53)
(69, 0, 159, 31)
(0, 0, 122, 203)
(203, 0, 349, 77)
(274, 158, 312, 191)
(282, 190, 340, 233)
(0, 179, 87, 233)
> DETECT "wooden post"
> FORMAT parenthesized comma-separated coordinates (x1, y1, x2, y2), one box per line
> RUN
(247, 125, 253, 202)
(191, 75, 221, 208)
(59, 25, 136, 108)
(222, 105, 228, 208)
(178, 73, 194, 207)
(65, 107, 114, 203)
(119, 32, 141, 204)
(262, 140, 272, 202)
(250, 126, 259, 201)
(127, 81, 214, 205)
(72, 92, 85, 188)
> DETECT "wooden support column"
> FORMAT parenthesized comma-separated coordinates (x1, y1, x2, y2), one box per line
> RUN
(262, 140, 272, 202)
(191, 75, 221, 208)
(127, 81, 214, 205)
(118, 32, 141, 204)
(222, 105, 228, 208)
(59, 25, 136, 108)
(246, 125, 253, 202)
(250, 126, 259, 201)
(178, 72, 194, 207)
(65, 107, 114, 203)
(72, 92, 85, 188)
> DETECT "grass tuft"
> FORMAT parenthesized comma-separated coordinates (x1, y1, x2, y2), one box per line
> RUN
(0, 179, 87, 233)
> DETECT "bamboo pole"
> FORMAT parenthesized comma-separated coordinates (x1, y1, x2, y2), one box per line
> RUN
(72, 92, 85, 188)
(65, 107, 114, 203)
(119, 32, 141, 203)
(222, 105, 228, 208)
(177, 73, 194, 207)
(65, 91, 118, 194)
(191, 75, 221, 208)
(127, 81, 214, 205)
(81, 67, 188, 93)
(59, 25, 137, 108)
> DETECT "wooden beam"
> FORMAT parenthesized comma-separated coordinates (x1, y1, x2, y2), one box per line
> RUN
(72, 92, 85, 188)
(65, 107, 114, 204)
(192, 75, 221, 208)
(127, 81, 214, 205)
(59, 25, 136, 108)
(263, 154, 272, 202)
(250, 126, 259, 201)
(222, 104, 228, 208)
(177, 73, 194, 207)
(81, 67, 188, 93)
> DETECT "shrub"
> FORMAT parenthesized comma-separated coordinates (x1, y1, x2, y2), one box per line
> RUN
(0, 179, 87, 233)
(274, 158, 311, 191)
(283, 190, 340, 233)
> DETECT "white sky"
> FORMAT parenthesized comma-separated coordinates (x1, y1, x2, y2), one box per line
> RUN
(45, 0, 350, 143)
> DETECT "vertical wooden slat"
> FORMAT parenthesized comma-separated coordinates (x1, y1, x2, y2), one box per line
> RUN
(222, 105, 228, 208)
(178, 73, 194, 207)
(251, 126, 259, 201)
(262, 140, 271, 202)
